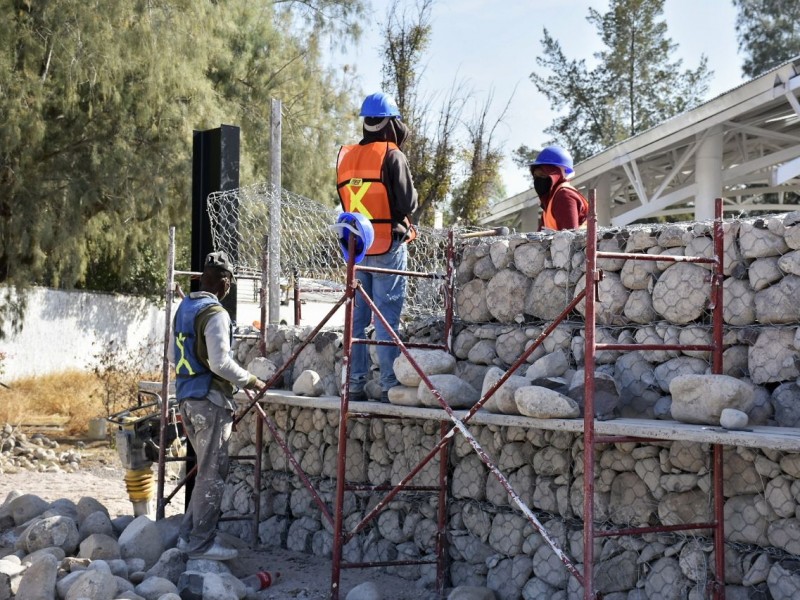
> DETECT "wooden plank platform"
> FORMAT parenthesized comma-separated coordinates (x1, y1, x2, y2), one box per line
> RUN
(139, 382, 800, 452)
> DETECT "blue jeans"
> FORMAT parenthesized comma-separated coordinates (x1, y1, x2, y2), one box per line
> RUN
(350, 240, 407, 393)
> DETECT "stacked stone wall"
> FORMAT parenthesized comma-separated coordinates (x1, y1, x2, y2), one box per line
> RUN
(223, 405, 800, 598)
(236, 213, 800, 428)
(226, 212, 800, 597)
(451, 213, 800, 428)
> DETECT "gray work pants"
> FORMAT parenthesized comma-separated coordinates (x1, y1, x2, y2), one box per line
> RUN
(178, 399, 233, 553)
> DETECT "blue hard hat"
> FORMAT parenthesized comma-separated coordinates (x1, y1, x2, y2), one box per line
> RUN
(359, 92, 401, 118)
(331, 212, 375, 264)
(529, 145, 574, 176)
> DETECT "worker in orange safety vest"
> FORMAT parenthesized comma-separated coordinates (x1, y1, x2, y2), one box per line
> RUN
(336, 92, 418, 404)
(529, 145, 588, 231)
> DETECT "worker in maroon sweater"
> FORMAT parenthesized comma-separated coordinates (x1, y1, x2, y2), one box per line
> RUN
(529, 145, 588, 230)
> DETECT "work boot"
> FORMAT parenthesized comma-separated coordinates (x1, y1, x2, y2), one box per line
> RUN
(348, 389, 368, 402)
(187, 541, 238, 561)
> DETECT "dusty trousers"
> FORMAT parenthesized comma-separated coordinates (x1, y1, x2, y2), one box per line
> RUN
(178, 398, 233, 553)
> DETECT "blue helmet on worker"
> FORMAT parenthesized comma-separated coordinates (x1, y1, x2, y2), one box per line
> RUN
(359, 92, 402, 119)
(332, 212, 375, 264)
(529, 145, 574, 178)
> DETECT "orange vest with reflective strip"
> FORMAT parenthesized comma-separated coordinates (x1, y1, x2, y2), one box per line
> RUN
(337, 142, 397, 255)
(542, 181, 589, 230)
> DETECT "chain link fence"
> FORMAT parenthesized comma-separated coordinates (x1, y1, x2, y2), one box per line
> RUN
(207, 183, 469, 322)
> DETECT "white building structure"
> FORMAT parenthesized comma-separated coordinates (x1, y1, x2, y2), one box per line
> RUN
(482, 56, 800, 231)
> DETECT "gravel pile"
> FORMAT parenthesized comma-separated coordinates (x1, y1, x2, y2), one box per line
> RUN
(0, 424, 82, 475)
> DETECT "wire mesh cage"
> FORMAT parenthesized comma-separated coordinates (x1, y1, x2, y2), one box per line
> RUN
(207, 182, 460, 321)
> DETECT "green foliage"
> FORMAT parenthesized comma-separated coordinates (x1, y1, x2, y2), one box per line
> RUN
(276, 0, 365, 40)
(82, 239, 164, 300)
(512, 145, 538, 170)
(448, 92, 510, 225)
(510, 145, 538, 189)
(2, 0, 218, 286)
(0, 286, 25, 341)
(0, 0, 365, 336)
(208, 4, 362, 205)
(529, 0, 711, 162)
(448, 147, 503, 225)
(733, 0, 800, 78)
(378, 0, 508, 227)
(405, 87, 464, 225)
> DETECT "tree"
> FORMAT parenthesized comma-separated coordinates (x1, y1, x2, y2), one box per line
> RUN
(525, 0, 711, 163)
(0, 0, 365, 338)
(379, 0, 458, 225)
(275, 0, 366, 40)
(1, 0, 221, 299)
(733, 0, 800, 79)
(449, 90, 512, 225)
(377, 0, 514, 227)
(405, 84, 465, 225)
(380, 0, 432, 123)
(207, 3, 362, 204)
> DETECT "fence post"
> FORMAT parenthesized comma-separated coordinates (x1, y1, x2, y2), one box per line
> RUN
(260, 234, 269, 356)
(269, 98, 282, 324)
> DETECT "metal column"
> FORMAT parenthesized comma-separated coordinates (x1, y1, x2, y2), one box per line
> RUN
(695, 125, 724, 221)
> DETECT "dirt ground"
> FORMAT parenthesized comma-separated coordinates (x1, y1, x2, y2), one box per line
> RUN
(0, 433, 440, 600)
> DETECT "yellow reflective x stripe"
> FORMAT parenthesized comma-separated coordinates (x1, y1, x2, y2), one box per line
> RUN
(345, 181, 373, 219)
(175, 333, 195, 375)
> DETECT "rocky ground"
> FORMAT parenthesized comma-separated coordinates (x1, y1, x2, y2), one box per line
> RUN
(0, 425, 442, 600)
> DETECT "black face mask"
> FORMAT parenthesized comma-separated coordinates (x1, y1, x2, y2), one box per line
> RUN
(533, 176, 552, 198)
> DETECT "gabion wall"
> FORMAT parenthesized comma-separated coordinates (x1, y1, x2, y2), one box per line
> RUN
(451, 213, 800, 428)
(222, 404, 800, 598)
(235, 212, 800, 428)
(223, 212, 800, 598)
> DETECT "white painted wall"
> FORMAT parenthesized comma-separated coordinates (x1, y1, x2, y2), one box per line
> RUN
(0, 287, 166, 382)
(0, 286, 343, 383)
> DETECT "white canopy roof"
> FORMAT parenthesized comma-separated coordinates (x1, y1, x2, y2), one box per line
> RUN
(482, 56, 800, 230)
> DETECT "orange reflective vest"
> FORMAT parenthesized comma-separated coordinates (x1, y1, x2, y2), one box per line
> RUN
(337, 142, 397, 255)
(541, 181, 589, 230)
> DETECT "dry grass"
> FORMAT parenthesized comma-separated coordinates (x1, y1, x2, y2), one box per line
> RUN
(0, 370, 151, 435)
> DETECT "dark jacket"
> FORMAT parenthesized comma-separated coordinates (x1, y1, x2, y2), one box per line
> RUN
(360, 118, 418, 231)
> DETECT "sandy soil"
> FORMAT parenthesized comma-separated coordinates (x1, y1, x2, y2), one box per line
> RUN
(0, 437, 440, 600)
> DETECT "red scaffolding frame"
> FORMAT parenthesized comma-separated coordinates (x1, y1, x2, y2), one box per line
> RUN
(328, 230, 596, 598)
(582, 192, 727, 599)
(152, 227, 464, 597)
(151, 196, 729, 598)
(327, 232, 456, 598)
(153, 224, 592, 598)
(151, 225, 599, 597)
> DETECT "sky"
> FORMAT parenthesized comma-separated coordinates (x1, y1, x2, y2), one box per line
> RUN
(330, 0, 745, 198)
